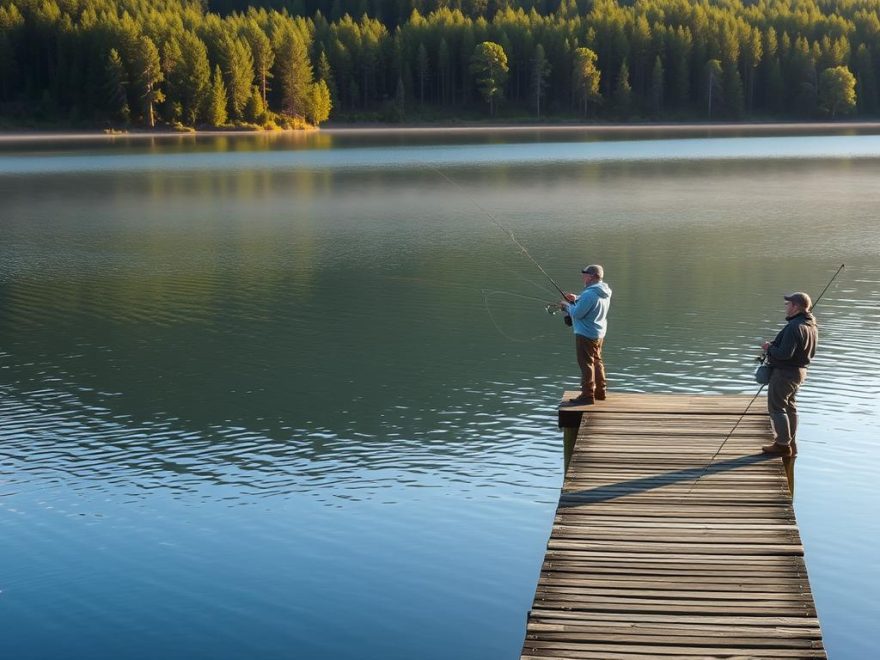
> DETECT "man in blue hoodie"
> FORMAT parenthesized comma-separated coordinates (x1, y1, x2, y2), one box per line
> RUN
(560, 264, 612, 405)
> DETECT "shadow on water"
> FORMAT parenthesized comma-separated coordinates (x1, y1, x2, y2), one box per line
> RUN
(559, 452, 777, 506)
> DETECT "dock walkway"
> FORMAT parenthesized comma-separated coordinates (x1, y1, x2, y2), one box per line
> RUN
(521, 392, 824, 659)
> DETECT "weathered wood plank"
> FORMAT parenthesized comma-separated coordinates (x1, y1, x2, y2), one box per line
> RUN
(527, 609, 821, 627)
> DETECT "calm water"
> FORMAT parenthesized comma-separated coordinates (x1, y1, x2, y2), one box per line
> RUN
(1, 128, 879, 659)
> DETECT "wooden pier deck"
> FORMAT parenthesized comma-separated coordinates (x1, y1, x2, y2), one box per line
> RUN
(521, 392, 825, 659)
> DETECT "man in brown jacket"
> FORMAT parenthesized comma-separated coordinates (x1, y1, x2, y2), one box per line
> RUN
(760, 292, 818, 457)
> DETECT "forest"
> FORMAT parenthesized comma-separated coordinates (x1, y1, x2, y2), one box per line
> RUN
(0, 0, 878, 128)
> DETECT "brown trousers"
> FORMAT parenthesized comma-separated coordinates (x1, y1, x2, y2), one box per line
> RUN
(576, 335, 606, 398)
(767, 367, 806, 446)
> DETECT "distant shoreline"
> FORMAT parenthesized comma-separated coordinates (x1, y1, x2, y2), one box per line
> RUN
(2, 120, 880, 142)
(322, 120, 880, 133)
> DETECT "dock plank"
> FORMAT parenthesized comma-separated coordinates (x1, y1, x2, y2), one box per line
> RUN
(521, 392, 825, 659)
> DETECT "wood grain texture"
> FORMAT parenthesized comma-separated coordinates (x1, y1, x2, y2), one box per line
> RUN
(521, 392, 825, 659)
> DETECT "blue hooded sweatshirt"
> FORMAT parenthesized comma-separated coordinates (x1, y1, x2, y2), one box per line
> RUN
(562, 281, 612, 339)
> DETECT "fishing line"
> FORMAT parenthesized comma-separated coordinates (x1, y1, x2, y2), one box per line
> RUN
(431, 167, 569, 303)
(488, 258, 563, 299)
(685, 263, 845, 496)
(480, 289, 558, 304)
(481, 289, 557, 343)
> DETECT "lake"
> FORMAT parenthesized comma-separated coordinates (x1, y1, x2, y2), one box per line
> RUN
(1, 126, 879, 659)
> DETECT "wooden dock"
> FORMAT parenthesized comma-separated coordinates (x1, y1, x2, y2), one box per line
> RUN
(521, 392, 825, 659)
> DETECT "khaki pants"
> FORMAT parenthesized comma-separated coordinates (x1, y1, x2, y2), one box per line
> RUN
(767, 367, 806, 446)
(576, 335, 606, 399)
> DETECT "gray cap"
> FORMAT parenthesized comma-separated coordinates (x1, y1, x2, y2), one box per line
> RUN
(784, 291, 812, 310)
(581, 264, 604, 279)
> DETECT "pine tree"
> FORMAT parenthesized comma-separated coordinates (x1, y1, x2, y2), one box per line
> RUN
(219, 35, 254, 121)
(650, 55, 664, 116)
(317, 49, 336, 106)
(307, 79, 332, 124)
(394, 75, 405, 120)
(613, 59, 632, 117)
(241, 20, 274, 106)
(572, 47, 601, 117)
(273, 28, 314, 117)
(704, 59, 723, 119)
(530, 43, 550, 117)
(104, 48, 129, 123)
(855, 44, 878, 114)
(767, 58, 785, 114)
(207, 65, 228, 126)
(165, 32, 211, 127)
(417, 42, 428, 104)
(438, 37, 450, 105)
(130, 35, 163, 128)
(244, 85, 267, 123)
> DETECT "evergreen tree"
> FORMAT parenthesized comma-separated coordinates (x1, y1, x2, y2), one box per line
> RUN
(530, 43, 550, 117)
(130, 35, 163, 128)
(0, 8, 21, 103)
(613, 59, 631, 117)
(438, 37, 450, 105)
(307, 78, 332, 124)
(571, 47, 600, 117)
(317, 49, 336, 106)
(670, 26, 692, 112)
(394, 74, 405, 120)
(649, 55, 664, 116)
(207, 64, 228, 125)
(743, 27, 762, 114)
(470, 41, 508, 116)
(166, 32, 211, 126)
(241, 20, 274, 106)
(723, 62, 744, 118)
(854, 44, 878, 114)
(704, 59, 723, 119)
(273, 27, 313, 117)
(104, 48, 129, 122)
(767, 57, 785, 114)
(244, 84, 267, 123)
(219, 34, 255, 120)
(417, 42, 428, 104)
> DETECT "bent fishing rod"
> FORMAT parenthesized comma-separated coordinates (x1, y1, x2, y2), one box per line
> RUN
(685, 263, 845, 495)
(431, 167, 571, 305)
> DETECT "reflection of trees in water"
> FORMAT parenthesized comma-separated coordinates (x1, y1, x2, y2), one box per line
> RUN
(4, 139, 880, 496)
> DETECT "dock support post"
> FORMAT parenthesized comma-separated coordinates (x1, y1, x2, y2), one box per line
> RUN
(563, 426, 577, 474)
(782, 456, 795, 496)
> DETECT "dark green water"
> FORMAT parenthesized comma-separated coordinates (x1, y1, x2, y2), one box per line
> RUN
(1, 128, 879, 658)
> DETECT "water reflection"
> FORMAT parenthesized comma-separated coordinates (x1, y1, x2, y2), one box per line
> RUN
(6, 131, 880, 176)
(1, 133, 879, 659)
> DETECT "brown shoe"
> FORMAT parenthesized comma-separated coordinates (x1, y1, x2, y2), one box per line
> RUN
(762, 442, 793, 457)
(562, 395, 595, 406)
(594, 390, 606, 401)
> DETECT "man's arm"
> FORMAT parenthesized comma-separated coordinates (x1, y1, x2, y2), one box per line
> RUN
(767, 325, 797, 361)
(567, 290, 597, 320)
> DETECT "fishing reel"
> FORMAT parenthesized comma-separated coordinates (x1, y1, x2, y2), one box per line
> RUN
(545, 303, 573, 326)
(545, 303, 561, 315)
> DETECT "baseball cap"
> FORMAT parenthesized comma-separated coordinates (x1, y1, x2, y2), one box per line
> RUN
(784, 292, 812, 310)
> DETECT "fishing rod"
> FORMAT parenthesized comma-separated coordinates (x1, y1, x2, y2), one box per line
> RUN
(431, 167, 570, 304)
(685, 263, 845, 495)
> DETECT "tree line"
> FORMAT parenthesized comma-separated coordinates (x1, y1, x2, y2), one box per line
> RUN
(1, 0, 878, 129)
